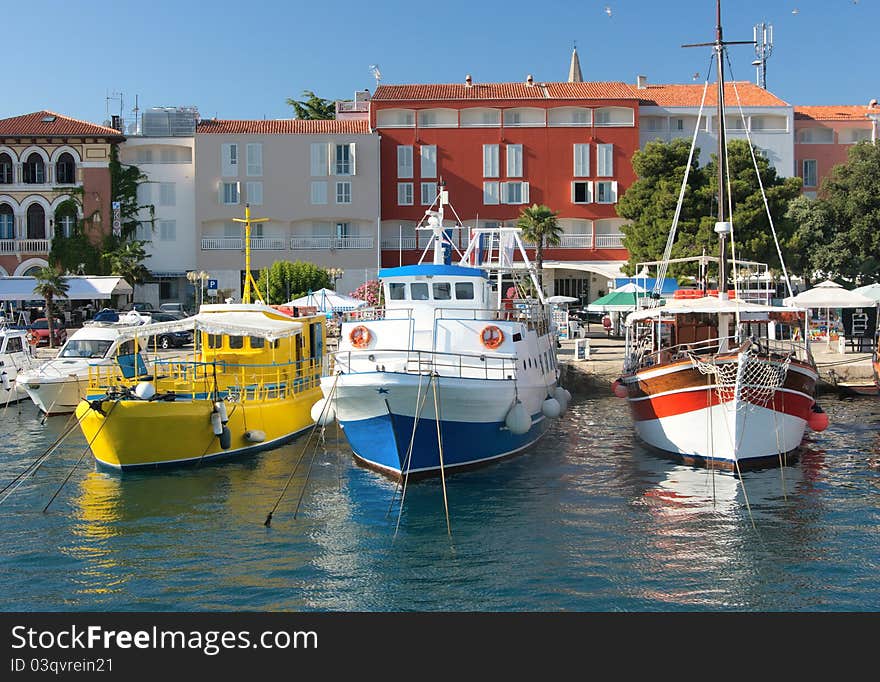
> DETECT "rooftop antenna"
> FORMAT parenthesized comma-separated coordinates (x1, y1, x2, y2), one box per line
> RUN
(131, 94, 140, 135)
(752, 22, 773, 88)
(105, 90, 124, 122)
(369, 64, 382, 89)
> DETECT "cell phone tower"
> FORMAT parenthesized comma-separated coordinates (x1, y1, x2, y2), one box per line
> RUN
(752, 22, 773, 89)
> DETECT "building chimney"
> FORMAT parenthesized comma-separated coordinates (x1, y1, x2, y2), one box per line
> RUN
(526, 74, 535, 86)
(637, 75, 648, 90)
(465, 74, 472, 87)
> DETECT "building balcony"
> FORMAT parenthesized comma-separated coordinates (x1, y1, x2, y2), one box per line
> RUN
(379, 234, 623, 251)
(290, 236, 374, 250)
(0, 239, 51, 254)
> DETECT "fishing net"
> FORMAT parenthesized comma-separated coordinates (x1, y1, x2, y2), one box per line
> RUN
(689, 344, 790, 409)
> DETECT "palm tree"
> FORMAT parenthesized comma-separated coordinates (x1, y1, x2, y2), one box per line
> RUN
(517, 204, 562, 291)
(32, 266, 69, 349)
(101, 241, 151, 285)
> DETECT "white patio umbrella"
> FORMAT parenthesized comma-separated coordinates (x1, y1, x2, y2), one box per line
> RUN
(284, 288, 366, 313)
(612, 282, 647, 293)
(783, 280, 876, 349)
(852, 282, 880, 304)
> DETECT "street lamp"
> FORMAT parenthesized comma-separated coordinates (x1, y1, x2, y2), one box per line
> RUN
(186, 270, 210, 309)
(328, 267, 344, 291)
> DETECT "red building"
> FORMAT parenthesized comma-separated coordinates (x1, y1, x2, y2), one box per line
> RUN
(794, 103, 879, 198)
(370, 77, 641, 302)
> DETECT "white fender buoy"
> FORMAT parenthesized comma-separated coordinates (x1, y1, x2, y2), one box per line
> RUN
(552, 386, 569, 412)
(244, 430, 266, 443)
(215, 400, 229, 424)
(542, 397, 562, 418)
(310, 398, 336, 425)
(134, 381, 155, 400)
(1, 372, 9, 391)
(219, 425, 231, 449)
(505, 401, 531, 435)
(210, 410, 223, 436)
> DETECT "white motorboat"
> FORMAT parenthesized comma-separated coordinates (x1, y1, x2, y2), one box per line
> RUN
(0, 325, 38, 404)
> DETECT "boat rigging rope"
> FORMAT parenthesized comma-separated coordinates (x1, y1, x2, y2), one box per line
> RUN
(263, 373, 339, 527)
(431, 372, 452, 537)
(653, 53, 715, 299)
(42, 400, 119, 513)
(387, 370, 426, 518)
(726, 52, 795, 300)
(393, 372, 434, 537)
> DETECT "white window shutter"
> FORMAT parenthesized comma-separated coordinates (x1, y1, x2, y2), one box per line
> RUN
(349, 143, 357, 175)
(587, 181, 593, 203)
(218, 182, 223, 204)
(571, 181, 576, 203)
(522, 182, 529, 204)
(327, 143, 334, 176)
(611, 181, 618, 203)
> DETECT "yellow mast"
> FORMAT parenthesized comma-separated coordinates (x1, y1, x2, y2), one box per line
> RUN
(232, 203, 269, 304)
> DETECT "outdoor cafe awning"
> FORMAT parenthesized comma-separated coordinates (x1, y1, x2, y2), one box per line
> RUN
(0, 276, 133, 302)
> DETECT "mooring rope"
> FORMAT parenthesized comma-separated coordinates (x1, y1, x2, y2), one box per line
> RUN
(431, 372, 452, 537)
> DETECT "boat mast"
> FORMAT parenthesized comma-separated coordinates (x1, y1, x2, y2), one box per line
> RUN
(232, 204, 269, 304)
(683, 1, 754, 300)
(714, 0, 730, 297)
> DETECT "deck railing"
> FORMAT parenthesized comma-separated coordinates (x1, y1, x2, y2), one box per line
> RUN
(331, 348, 519, 381)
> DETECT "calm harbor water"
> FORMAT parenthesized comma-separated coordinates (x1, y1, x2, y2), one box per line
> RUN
(1, 393, 878, 612)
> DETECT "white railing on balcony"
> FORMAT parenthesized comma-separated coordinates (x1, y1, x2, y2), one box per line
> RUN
(250, 237, 286, 250)
(201, 237, 242, 250)
(595, 233, 625, 248)
(380, 237, 418, 249)
(290, 236, 374, 250)
(0, 239, 51, 254)
(336, 100, 370, 114)
(558, 234, 594, 248)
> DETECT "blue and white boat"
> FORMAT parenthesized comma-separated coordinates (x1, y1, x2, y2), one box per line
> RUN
(318, 190, 569, 479)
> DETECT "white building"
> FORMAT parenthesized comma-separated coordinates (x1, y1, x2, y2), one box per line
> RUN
(635, 78, 795, 177)
(120, 107, 197, 307)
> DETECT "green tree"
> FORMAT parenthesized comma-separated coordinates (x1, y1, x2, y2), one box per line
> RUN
(618, 138, 706, 277)
(257, 261, 331, 305)
(618, 138, 802, 280)
(286, 90, 336, 120)
(101, 240, 151, 285)
(789, 142, 880, 283)
(516, 204, 562, 289)
(32, 266, 69, 349)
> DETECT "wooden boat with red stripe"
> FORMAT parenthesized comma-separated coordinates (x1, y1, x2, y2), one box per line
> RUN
(617, 296, 821, 470)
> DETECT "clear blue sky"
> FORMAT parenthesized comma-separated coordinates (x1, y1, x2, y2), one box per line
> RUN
(5, 0, 878, 125)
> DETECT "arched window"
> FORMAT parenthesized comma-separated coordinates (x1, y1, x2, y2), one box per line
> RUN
(0, 153, 12, 184)
(0, 204, 13, 239)
(23, 153, 45, 184)
(26, 204, 46, 239)
(55, 153, 76, 184)
(56, 206, 77, 238)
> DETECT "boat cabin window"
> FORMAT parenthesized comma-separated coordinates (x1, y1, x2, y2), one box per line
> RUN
(207, 334, 223, 349)
(250, 336, 265, 349)
(455, 282, 474, 300)
(433, 282, 451, 300)
(389, 283, 406, 300)
(5, 336, 23, 353)
(411, 283, 429, 301)
(118, 340, 136, 356)
(229, 336, 244, 349)
(273, 339, 281, 349)
(59, 339, 112, 359)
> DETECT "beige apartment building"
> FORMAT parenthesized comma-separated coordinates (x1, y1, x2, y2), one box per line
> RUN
(194, 118, 380, 299)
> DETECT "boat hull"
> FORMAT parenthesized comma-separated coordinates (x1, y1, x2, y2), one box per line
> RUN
(322, 372, 553, 478)
(621, 356, 817, 469)
(76, 387, 321, 470)
(21, 376, 85, 415)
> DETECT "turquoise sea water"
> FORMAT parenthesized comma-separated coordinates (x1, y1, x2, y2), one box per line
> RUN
(0, 393, 878, 611)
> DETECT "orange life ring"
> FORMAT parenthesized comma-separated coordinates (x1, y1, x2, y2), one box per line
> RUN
(26, 331, 38, 346)
(480, 325, 504, 350)
(349, 325, 371, 348)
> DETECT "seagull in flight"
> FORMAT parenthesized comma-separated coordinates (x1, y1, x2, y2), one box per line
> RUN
(604, 5, 612, 18)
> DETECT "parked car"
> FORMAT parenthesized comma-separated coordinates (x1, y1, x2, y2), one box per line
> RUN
(124, 302, 154, 312)
(143, 311, 193, 349)
(27, 318, 67, 346)
(159, 302, 190, 315)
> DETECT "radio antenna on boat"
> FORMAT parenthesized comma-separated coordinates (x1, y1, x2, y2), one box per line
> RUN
(232, 204, 270, 304)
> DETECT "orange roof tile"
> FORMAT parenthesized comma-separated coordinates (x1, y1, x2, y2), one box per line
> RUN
(634, 82, 789, 107)
(196, 119, 371, 134)
(795, 105, 880, 121)
(0, 110, 124, 137)
(373, 82, 636, 102)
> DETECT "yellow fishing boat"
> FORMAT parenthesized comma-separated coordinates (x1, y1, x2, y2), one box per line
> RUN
(75, 205, 326, 470)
